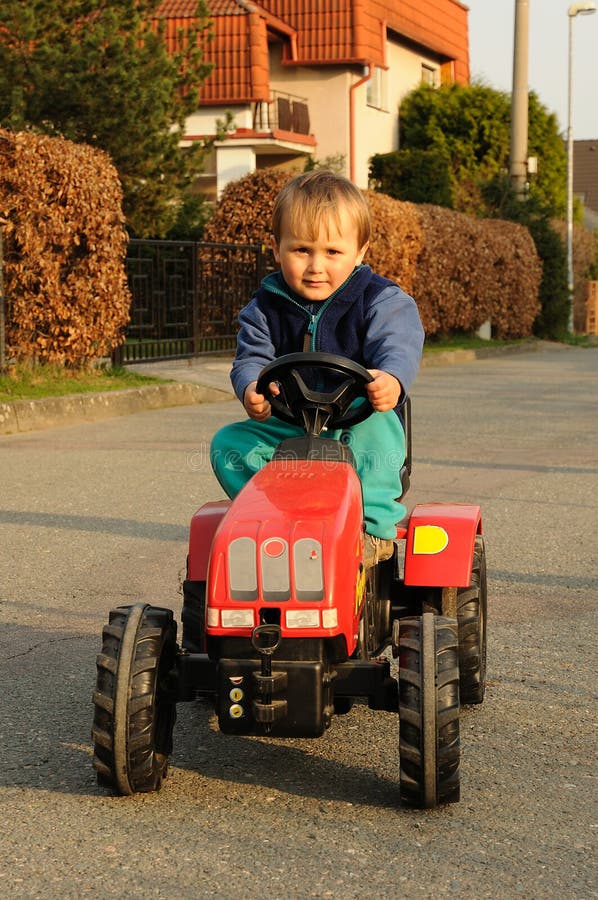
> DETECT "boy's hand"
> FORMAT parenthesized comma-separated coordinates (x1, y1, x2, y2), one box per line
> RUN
(243, 380, 280, 421)
(366, 369, 402, 412)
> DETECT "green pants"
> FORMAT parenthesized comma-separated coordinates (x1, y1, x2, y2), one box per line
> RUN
(210, 411, 406, 539)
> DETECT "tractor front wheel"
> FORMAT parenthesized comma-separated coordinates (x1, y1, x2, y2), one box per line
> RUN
(92, 604, 178, 795)
(398, 613, 460, 807)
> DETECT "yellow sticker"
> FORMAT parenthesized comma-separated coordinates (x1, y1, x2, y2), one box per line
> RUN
(413, 525, 449, 555)
(355, 565, 366, 615)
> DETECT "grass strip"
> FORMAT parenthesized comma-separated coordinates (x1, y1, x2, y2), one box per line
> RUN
(0, 364, 168, 402)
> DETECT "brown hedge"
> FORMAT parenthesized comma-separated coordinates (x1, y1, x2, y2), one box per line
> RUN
(0, 128, 131, 367)
(202, 167, 293, 248)
(412, 205, 541, 338)
(204, 168, 541, 338)
(362, 191, 423, 296)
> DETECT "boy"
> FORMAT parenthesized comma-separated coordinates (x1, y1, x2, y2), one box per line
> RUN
(210, 170, 424, 567)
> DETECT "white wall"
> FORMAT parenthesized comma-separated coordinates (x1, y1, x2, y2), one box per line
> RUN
(215, 144, 256, 197)
(268, 45, 352, 177)
(352, 40, 442, 186)
(182, 39, 443, 192)
(269, 39, 442, 188)
(183, 105, 253, 141)
(392, 41, 441, 107)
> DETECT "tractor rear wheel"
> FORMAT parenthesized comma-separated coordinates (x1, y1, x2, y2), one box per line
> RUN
(399, 613, 460, 807)
(457, 536, 487, 704)
(92, 604, 178, 795)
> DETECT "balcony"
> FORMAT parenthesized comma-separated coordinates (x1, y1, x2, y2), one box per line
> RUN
(252, 91, 311, 137)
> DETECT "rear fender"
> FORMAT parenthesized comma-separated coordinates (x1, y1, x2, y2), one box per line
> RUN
(403, 503, 482, 588)
(188, 500, 231, 580)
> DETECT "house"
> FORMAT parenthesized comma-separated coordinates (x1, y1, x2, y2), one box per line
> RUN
(574, 139, 598, 231)
(156, 0, 470, 198)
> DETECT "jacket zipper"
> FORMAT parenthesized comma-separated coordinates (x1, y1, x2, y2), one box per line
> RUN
(296, 296, 336, 351)
(266, 284, 334, 352)
(304, 313, 317, 351)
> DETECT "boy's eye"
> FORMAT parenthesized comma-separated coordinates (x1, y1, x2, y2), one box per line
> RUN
(289, 246, 342, 256)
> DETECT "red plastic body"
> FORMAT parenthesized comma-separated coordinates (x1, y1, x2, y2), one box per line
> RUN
(190, 458, 366, 657)
(188, 500, 231, 581)
(187, 467, 482, 657)
(403, 502, 482, 588)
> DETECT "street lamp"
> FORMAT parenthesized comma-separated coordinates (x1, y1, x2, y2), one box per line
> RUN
(567, 1, 596, 334)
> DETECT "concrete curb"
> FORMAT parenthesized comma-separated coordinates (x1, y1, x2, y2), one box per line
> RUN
(0, 381, 231, 436)
(420, 339, 549, 367)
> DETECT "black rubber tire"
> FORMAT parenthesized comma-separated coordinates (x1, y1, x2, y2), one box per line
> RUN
(457, 535, 487, 704)
(399, 613, 460, 807)
(92, 604, 178, 795)
(181, 580, 206, 653)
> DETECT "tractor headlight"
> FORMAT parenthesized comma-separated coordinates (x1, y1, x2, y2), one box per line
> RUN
(221, 609, 255, 628)
(321, 608, 338, 629)
(285, 609, 319, 629)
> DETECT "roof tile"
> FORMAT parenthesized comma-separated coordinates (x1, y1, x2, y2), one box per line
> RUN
(155, 0, 469, 103)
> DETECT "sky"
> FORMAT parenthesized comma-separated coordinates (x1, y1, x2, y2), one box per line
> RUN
(467, 0, 598, 140)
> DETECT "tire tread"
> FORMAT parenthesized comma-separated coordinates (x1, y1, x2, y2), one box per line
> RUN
(399, 614, 460, 808)
(91, 604, 177, 795)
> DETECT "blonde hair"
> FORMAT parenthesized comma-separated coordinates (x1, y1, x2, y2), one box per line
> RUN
(271, 170, 371, 248)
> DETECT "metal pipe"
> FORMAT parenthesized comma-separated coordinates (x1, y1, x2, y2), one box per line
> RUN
(510, 0, 530, 198)
(566, 2, 597, 334)
(567, 13, 575, 333)
(349, 65, 372, 183)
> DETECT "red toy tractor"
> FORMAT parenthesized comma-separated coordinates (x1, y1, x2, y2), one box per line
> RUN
(92, 353, 487, 808)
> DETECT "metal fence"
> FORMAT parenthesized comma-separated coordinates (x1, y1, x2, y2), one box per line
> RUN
(114, 239, 273, 365)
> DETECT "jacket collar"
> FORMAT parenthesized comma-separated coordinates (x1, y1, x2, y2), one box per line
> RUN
(261, 265, 372, 306)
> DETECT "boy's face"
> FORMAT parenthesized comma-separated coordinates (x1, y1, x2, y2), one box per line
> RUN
(271, 203, 369, 302)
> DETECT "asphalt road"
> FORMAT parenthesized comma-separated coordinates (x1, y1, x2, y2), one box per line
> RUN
(0, 345, 596, 899)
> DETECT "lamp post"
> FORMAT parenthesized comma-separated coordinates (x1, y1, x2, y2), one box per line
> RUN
(510, 0, 530, 199)
(567, 2, 596, 334)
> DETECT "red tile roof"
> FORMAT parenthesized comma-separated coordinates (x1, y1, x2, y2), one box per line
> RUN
(156, 0, 200, 14)
(385, 0, 470, 83)
(256, 0, 468, 76)
(155, 0, 469, 103)
(156, 1, 295, 102)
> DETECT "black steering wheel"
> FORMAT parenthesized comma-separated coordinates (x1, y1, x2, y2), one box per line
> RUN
(255, 352, 374, 435)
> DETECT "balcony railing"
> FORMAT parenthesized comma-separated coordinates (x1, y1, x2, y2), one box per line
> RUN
(252, 91, 311, 136)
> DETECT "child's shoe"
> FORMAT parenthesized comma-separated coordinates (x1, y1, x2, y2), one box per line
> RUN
(364, 534, 395, 568)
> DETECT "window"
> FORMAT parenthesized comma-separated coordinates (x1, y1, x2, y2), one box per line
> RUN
(367, 66, 388, 111)
(421, 64, 439, 87)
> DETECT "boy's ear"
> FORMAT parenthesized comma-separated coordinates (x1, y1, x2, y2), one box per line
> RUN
(270, 234, 280, 262)
(356, 241, 369, 265)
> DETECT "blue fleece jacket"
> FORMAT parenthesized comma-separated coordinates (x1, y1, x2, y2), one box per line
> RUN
(230, 265, 424, 410)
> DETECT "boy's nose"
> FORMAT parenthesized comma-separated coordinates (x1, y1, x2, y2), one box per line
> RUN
(307, 253, 324, 272)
